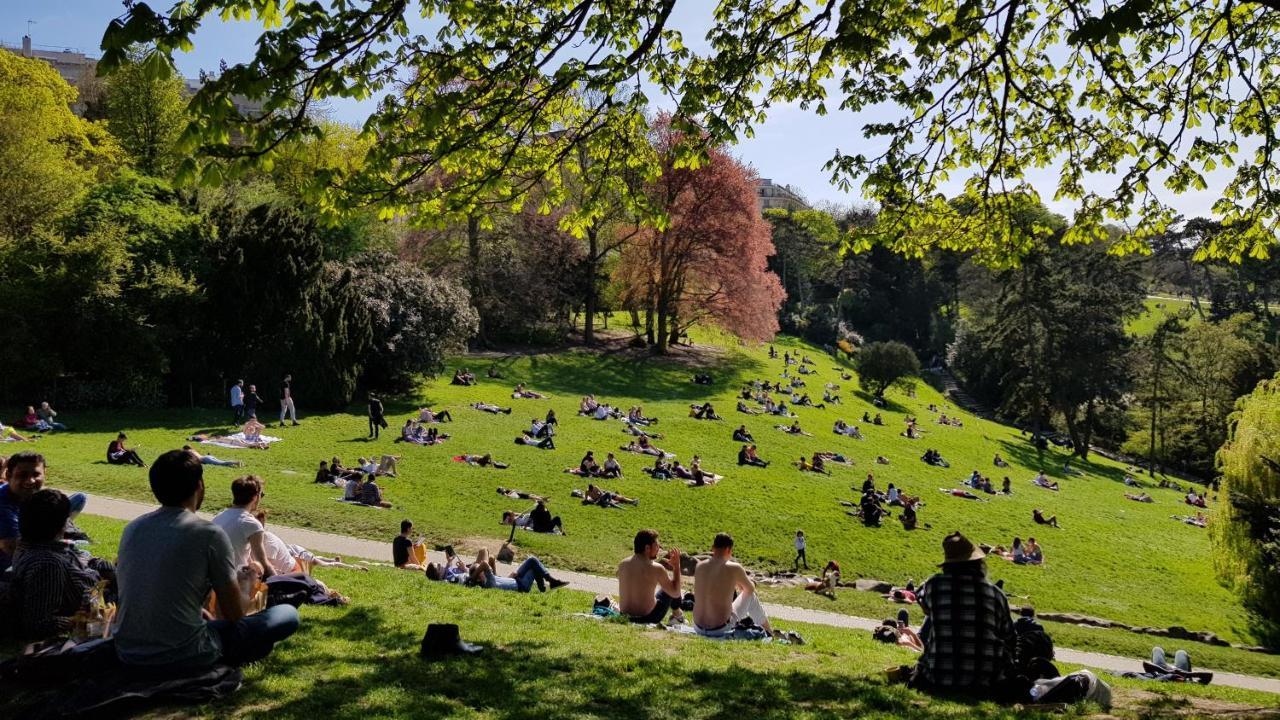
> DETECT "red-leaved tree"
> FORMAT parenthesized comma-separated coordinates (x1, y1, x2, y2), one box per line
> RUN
(615, 118, 785, 353)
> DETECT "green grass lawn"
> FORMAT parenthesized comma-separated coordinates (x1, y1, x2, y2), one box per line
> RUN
(18, 332, 1265, 652)
(1127, 297, 1202, 336)
(6, 515, 1276, 719)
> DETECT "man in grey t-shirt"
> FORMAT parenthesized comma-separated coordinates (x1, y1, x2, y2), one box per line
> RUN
(114, 450, 300, 668)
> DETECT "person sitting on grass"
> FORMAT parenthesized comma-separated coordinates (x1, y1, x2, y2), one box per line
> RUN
(1002, 476, 1013, 494)
(805, 560, 841, 598)
(393, 519, 427, 570)
(418, 406, 454, 423)
(183, 445, 243, 468)
(314, 461, 340, 486)
(343, 473, 363, 502)
(10, 488, 115, 641)
(461, 453, 510, 469)
(107, 432, 146, 467)
(240, 417, 270, 446)
(618, 529, 685, 624)
(777, 421, 813, 436)
(994, 453, 1009, 468)
(693, 533, 772, 637)
(732, 425, 755, 442)
(1022, 537, 1044, 564)
(582, 483, 639, 507)
(579, 450, 601, 476)
(35, 401, 67, 432)
(834, 419, 864, 439)
(472, 401, 512, 414)
(624, 406, 657, 426)
(467, 547, 568, 592)
(1033, 509, 1059, 528)
(646, 457, 673, 480)
(622, 435, 668, 457)
(1032, 472, 1060, 491)
(512, 383, 548, 399)
(690, 402, 721, 420)
(451, 368, 476, 386)
(921, 448, 949, 467)
(1126, 492, 1154, 503)
(1185, 490, 1207, 508)
(738, 444, 769, 468)
(114, 450, 300, 670)
(686, 466, 721, 487)
(359, 474, 393, 508)
(898, 501, 920, 530)
(797, 454, 831, 475)
(860, 492, 888, 526)
(908, 532, 1019, 700)
(823, 389, 841, 405)
(736, 400, 762, 415)
(600, 452, 623, 478)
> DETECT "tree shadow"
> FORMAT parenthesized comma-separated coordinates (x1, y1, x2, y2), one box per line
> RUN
(851, 390, 910, 414)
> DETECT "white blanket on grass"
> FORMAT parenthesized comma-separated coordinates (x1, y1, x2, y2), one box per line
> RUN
(199, 431, 282, 449)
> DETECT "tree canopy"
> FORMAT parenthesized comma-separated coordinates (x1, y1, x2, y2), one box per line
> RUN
(102, 0, 1280, 259)
(854, 340, 920, 398)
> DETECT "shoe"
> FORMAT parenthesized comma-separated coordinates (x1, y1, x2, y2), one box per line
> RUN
(548, 578, 570, 590)
(897, 609, 909, 626)
(292, 421, 301, 426)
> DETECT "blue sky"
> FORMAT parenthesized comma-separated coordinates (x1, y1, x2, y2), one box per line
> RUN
(3, 1, 1221, 218)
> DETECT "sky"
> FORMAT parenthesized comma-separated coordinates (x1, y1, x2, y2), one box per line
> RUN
(2, 1, 1224, 218)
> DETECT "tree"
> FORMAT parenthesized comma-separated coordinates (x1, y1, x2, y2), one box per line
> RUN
(104, 1, 1280, 261)
(854, 341, 920, 398)
(614, 120, 785, 353)
(1214, 375, 1280, 644)
(345, 252, 479, 391)
(103, 52, 187, 175)
(0, 52, 120, 238)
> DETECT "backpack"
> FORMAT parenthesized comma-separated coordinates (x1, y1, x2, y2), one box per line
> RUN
(1031, 670, 1112, 709)
(1014, 616, 1056, 676)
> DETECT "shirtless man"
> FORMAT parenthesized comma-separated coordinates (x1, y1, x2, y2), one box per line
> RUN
(616, 529, 684, 624)
(693, 533, 771, 635)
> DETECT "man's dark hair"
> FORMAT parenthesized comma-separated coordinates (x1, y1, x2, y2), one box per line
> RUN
(230, 475, 264, 505)
(19, 488, 70, 542)
(5, 451, 45, 476)
(634, 529, 659, 554)
(150, 450, 203, 506)
(425, 562, 441, 581)
(401, 519, 413, 533)
(713, 532, 734, 550)
(117, 432, 127, 439)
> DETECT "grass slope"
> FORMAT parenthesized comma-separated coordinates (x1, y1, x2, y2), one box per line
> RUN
(6, 515, 1276, 719)
(1127, 297, 1202, 336)
(21, 333, 1263, 649)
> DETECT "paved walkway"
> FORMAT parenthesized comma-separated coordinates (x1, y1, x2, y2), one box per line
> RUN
(78, 492, 1280, 695)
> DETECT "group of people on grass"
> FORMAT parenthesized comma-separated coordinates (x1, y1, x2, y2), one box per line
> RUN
(228, 376, 300, 427)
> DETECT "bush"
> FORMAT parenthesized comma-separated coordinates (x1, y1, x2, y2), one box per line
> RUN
(854, 340, 920, 398)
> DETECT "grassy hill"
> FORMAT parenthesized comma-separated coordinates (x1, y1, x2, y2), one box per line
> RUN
(27, 331, 1261, 648)
(7, 515, 1275, 719)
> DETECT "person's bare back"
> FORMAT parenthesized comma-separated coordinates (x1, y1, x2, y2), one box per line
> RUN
(617, 531, 681, 620)
(693, 555, 751, 630)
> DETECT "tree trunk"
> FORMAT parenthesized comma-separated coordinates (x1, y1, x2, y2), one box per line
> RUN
(584, 224, 599, 345)
(466, 214, 484, 345)
(1149, 348, 1161, 477)
(654, 307, 669, 354)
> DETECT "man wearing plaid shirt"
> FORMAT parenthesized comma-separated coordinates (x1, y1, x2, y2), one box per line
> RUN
(912, 532, 1022, 699)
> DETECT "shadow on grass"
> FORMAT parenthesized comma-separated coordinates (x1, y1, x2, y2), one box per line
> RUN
(852, 390, 910, 414)
(995, 439, 1134, 486)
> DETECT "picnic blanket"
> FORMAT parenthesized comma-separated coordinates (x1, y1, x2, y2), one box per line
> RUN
(199, 432, 281, 449)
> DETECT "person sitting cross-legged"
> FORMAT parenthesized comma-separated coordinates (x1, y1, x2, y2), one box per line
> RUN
(732, 425, 755, 443)
(908, 532, 1022, 701)
(10, 489, 115, 641)
(617, 529, 685, 624)
(114, 450, 300, 670)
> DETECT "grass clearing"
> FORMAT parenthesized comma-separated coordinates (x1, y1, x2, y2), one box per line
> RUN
(5, 515, 1276, 720)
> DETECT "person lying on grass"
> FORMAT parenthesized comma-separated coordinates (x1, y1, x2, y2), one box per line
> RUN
(183, 445, 243, 468)
(618, 529, 686, 624)
(1032, 509, 1059, 528)
(497, 487, 547, 502)
(472, 401, 512, 414)
(621, 436, 670, 457)
(1125, 492, 1154, 503)
(939, 488, 987, 501)
(425, 551, 470, 583)
(398, 419, 448, 444)
(451, 368, 476, 386)
(805, 560, 841, 598)
(885, 483, 921, 508)
(466, 547, 568, 592)
(815, 451, 853, 466)
(690, 402, 722, 420)
(693, 532, 774, 637)
(626, 406, 658, 425)
(823, 389, 841, 405)
(833, 419, 863, 439)
(114, 449, 300, 670)
(502, 500, 565, 534)
(1032, 472, 1060, 491)
(776, 421, 813, 436)
(873, 612, 925, 652)
(795, 365, 813, 376)
(107, 432, 146, 466)
(393, 519, 428, 570)
(459, 453, 509, 469)
(736, 400, 763, 416)
(511, 383, 549, 399)
(1173, 512, 1207, 528)
(10, 488, 116, 641)
(685, 467, 721, 487)
(525, 417, 555, 439)
(578, 484, 639, 507)
(358, 455, 400, 477)
(1, 421, 35, 442)
(738, 444, 769, 468)
(642, 457, 674, 479)
(621, 423, 663, 440)
(417, 406, 453, 423)
(793, 393, 825, 409)
(516, 431, 555, 449)
(796, 455, 828, 474)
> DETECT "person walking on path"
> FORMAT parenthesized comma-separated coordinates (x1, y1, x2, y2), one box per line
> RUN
(369, 395, 387, 439)
(230, 380, 245, 424)
(279, 374, 299, 427)
(794, 530, 809, 571)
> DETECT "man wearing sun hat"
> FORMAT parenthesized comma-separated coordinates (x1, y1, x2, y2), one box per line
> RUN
(911, 531, 1024, 700)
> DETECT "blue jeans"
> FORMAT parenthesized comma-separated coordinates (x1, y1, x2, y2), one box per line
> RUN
(208, 604, 300, 666)
(201, 456, 239, 467)
(514, 556, 553, 592)
(68, 492, 87, 519)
